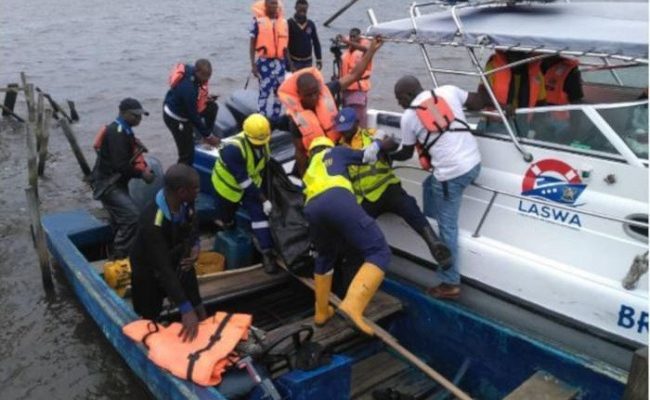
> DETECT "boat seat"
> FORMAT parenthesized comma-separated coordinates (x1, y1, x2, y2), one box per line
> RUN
(263, 290, 402, 354)
(504, 371, 579, 400)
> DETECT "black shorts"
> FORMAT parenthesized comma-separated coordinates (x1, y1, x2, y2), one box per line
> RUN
(131, 269, 202, 320)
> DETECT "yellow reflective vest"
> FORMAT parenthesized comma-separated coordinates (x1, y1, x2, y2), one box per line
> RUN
(211, 133, 269, 203)
(346, 129, 400, 203)
(303, 148, 353, 204)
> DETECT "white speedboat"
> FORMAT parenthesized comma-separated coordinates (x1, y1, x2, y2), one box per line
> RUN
(363, 0, 648, 349)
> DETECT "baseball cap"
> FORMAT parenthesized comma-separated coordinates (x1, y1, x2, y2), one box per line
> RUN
(335, 107, 358, 132)
(119, 98, 149, 116)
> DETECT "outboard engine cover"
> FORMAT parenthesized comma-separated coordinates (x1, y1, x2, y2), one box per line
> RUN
(226, 89, 258, 126)
(128, 155, 164, 211)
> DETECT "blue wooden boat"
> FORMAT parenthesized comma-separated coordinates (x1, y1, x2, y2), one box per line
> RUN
(43, 205, 628, 399)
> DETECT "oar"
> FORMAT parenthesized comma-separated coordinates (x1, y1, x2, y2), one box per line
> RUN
(323, 0, 361, 27)
(277, 261, 473, 400)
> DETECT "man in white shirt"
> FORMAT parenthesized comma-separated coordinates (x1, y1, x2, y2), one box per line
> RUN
(391, 75, 489, 299)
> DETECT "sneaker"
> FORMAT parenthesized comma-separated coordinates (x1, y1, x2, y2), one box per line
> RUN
(426, 283, 460, 300)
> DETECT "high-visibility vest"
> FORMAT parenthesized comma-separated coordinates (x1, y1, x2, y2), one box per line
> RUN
(346, 129, 400, 203)
(340, 38, 372, 92)
(168, 63, 210, 113)
(303, 148, 353, 204)
(487, 51, 543, 108)
(123, 312, 252, 387)
(211, 133, 269, 203)
(252, 1, 288, 60)
(278, 67, 341, 153)
(545, 58, 580, 120)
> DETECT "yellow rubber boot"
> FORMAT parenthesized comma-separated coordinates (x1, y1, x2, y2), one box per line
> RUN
(337, 263, 385, 336)
(314, 272, 335, 326)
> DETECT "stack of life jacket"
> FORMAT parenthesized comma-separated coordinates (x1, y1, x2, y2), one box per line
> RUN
(92, 125, 148, 173)
(278, 67, 340, 153)
(251, 0, 288, 60)
(544, 58, 580, 120)
(410, 90, 471, 171)
(168, 63, 211, 113)
(340, 38, 373, 92)
(123, 312, 253, 386)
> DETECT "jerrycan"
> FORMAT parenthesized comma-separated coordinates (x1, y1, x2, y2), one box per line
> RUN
(213, 228, 254, 270)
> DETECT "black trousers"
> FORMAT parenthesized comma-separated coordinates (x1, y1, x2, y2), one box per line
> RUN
(361, 183, 429, 233)
(131, 268, 202, 320)
(100, 185, 140, 259)
(163, 102, 218, 165)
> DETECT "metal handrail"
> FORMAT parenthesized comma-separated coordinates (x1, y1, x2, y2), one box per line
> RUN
(393, 165, 650, 234)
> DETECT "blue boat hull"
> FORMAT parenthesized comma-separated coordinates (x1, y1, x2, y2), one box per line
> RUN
(42, 209, 626, 399)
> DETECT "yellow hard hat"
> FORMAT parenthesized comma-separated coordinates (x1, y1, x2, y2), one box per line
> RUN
(308, 136, 334, 152)
(243, 113, 271, 145)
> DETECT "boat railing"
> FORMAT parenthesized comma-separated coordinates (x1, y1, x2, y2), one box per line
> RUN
(393, 165, 649, 238)
(367, 0, 649, 164)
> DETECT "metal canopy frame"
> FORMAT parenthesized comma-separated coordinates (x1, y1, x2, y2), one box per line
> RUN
(366, 0, 648, 163)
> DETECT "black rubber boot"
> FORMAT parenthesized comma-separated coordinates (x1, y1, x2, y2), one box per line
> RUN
(419, 225, 452, 270)
(262, 250, 279, 275)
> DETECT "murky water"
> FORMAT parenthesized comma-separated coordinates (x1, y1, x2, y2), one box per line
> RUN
(0, 1, 474, 398)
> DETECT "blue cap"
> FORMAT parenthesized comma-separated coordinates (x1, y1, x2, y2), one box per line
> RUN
(335, 107, 358, 132)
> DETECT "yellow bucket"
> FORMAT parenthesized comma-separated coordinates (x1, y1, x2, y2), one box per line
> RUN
(103, 258, 131, 297)
(195, 251, 225, 276)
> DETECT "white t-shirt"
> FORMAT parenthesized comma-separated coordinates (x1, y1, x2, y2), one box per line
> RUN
(400, 85, 481, 181)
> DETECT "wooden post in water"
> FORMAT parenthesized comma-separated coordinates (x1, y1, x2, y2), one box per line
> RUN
(623, 347, 648, 400)
(38, 109, 52, 176)
(59, 118, 91, 178)
(26, 122, 38, 194)
(36, 91, 44, 150)
(2, 83, 20, 117)
(25, 186, 54, 291)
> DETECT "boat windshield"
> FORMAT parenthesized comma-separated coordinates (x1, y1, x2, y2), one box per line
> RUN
(477, 101, 649, 160)
(598, 102, 649, 159)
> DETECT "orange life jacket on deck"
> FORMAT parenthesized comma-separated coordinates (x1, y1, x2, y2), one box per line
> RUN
(487, 51, 543, 108)
(278, 67, 341, 153)
(169, 63, 210, 113)
(123, 312, 252, 387)
(545, 58, 579, 120)
(252, 1, 288, 60)
(93, 125, 147, 173)
(340, 38, 372, 92)
(411, 91, 471, 171)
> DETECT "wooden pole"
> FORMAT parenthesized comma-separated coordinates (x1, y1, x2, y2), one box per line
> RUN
(26, 123, 38, 194)
(36, 91, 44, 150)
(25, 186, 54, 291)
(38, 109, 52, 176)
(59, 118, 91, 177)
(280, 263, 473, 400)
(2, 83, 20, 116)
(623, 347, 648, 400)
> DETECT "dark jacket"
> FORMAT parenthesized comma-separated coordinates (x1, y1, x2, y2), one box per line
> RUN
(287, 18, 322, 61)
(91, 118, 142, 198)
(163, 64, 211, 136)
(130, 190, 199, 307)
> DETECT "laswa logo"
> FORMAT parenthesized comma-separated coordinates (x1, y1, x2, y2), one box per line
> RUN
(518, 159, 586, 228)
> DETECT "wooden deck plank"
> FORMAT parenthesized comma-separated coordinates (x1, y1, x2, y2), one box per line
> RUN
(504, 371, 579, 400)
(264, 290, 402, 349)
(350, 352, 410, 398)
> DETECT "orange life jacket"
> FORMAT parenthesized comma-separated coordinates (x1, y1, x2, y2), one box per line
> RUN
(123, 312, 252, 387)
(544, 58, 579, 120)
(340, 38, 372, 92)
(169, 63, 210, 113)
(278, 67, 341, 153)
(487, 51, 543, 108)
(93, 125, 147, 173)
(411, 91, 471, 171)
(252, 1, 288, 60)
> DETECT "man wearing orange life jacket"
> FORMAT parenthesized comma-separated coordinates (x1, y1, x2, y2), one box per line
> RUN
(338, 28, 373, 128)
(90, 98, 155, 262)
(278, 35, 384, 176)
(392, 76, 490, 300)
(250, 0, 289, 122)
(163, 59, 220, 165)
